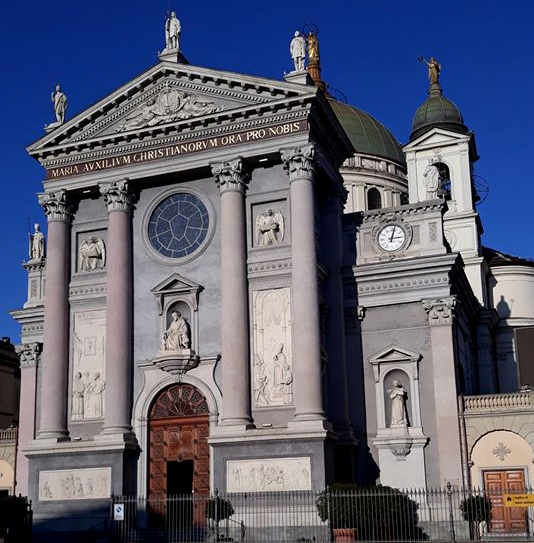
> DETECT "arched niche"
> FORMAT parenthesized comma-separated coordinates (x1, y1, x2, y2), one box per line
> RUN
(383, 369, 412, 429)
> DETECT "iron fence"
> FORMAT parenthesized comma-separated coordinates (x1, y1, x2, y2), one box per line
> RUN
(108, 486, 534, 542)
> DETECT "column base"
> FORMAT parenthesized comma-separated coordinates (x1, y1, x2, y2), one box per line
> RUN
(287, 418, 332, 434)
(37, 430, 70, 442)
(220, 417, 254, 429)
(95, 429, 138, 446)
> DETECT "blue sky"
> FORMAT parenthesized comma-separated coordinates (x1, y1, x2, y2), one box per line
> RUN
(0, 0, 532, 341)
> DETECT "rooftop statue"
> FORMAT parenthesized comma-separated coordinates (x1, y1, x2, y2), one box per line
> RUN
(165, 11, 181, 52)
(418, 56, 442, 88)
(29, 223, 45, 262)
(51, 84, 67, 124)
(290, 31, 307, 72)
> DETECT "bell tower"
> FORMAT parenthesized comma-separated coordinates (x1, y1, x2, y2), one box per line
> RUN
(403, 58, 487, 306)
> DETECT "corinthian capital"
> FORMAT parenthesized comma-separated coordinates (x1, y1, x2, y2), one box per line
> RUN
(422, 296, 457, 326)
(211, 158, 250, 194)
(281, 144, 315, 182)
(38, 190, 73, 222)
(16, 342, 42, 368)
(99, 179, 132, 212)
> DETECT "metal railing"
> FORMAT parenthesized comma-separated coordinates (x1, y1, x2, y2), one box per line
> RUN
(463, 391, 533, 412)
(108, 485, 534, 542)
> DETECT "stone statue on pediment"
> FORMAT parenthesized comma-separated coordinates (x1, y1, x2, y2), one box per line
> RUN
(165, 11, 181, 52)
(29, 223, 45, 261)
(52, 84, 67, 124)
(162, 311, 191, 352)
(290, 31, 306, 72)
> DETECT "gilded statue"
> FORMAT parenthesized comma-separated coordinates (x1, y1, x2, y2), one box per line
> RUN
(307, 32, 320, 63)
(418, 56, 441, 86)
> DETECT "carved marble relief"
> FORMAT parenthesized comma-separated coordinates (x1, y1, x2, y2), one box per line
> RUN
(78, 236, 106, 272)
(39, 467, 111, 501)
(252, 288, 293, 408)
(226, 457, 311, 493)
(71, 310, 106, 420)
(255, 209, 285, 246)
(119, 83, 221, 131)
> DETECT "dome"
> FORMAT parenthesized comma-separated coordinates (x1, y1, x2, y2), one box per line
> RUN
(329, 98, 405, 166)
(410, 94, 467, 141)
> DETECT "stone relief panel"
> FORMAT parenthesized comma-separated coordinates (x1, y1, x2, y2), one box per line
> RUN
(71, 310, 106, 420)
(226, 457, 311, 493)
(39, 467, 111, 501)
(252, 288, 293, 408)
(252, 199, 288, 248)
(75, 230, 107, 274)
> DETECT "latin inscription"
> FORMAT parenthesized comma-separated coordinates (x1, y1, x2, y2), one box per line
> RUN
(47, 120, 307, 180)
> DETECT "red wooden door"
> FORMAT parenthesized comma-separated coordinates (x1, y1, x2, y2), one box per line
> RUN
(484, 470, 528, 534)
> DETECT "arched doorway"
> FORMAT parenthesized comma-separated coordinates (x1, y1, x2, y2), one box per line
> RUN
(148, 383, 210, 499)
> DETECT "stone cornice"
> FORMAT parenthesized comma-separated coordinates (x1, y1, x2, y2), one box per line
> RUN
(16, 342, 42, 368)
(37, 190, 73, 222)
(360, 199, 445, 224)
(39, 109, 309, 172)
(99, 179, 133, 212)
(23, 259, 46, 271)
(211, 158, 250, 194)
(280, 144, 315, 182)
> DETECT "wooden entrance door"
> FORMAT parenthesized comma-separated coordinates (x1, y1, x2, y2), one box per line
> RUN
(148, 384, 210, 499)
(483, 470, 528, 534)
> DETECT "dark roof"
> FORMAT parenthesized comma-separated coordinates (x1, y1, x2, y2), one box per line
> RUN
(410, 94, 467, 141)
(328, 98, 405, 166)
(483, 247, 534, 269)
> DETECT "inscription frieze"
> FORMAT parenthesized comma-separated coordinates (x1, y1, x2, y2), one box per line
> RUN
(46, 120, 307, 180)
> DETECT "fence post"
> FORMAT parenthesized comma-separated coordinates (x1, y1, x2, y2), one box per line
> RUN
(447, 482, 456, 543)
(326, 488, 333, 542)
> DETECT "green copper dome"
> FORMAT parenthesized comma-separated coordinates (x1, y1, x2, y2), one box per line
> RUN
(329, 98, 405, 166)
(410, 94, 467, 141)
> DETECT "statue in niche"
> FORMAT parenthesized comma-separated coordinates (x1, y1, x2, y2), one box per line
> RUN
(164, 11, 181, 51)
(79, 236, 106, 272)
(254, 356, 269, 406)
(423, 160, 441, 200)
(29, 223, 45, 261)
(162, 311, 191, 352)
(256, 209, 285, 246)
(290, 31, 307, 72)
(273, 344, 293, 401)
(388, 380, 408, 428)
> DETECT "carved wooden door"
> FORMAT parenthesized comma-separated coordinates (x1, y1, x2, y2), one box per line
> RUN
(483, 470, 527, 534)
(148, 384, 210, 500)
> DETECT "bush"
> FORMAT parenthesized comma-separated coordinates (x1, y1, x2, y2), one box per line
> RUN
(316, 483, 427, 540)
(460, 495, 492, 524)
(205, 496, 235, 525)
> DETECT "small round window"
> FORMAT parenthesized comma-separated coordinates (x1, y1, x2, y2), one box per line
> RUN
(147, 193, 209, 259)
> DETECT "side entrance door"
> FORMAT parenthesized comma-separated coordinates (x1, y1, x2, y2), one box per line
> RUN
(483, 469, 528, 534)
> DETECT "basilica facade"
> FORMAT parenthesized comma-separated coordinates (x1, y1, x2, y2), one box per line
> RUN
(10, 15, 534, 531)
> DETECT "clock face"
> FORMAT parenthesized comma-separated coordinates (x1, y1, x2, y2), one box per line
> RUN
(377, 224, 406, 252)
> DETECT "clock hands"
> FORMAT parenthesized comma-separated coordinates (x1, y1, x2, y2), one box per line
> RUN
(389, 226, 396, 242)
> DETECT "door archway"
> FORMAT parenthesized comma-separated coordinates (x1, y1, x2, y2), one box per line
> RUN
(148, 383, 210, 499)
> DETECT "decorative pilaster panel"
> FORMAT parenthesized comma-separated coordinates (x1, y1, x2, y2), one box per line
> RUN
(252, 288, 293, 408)
(211, 158, 251, 426)
(422, 297, 457, 326)
(211, 158, 250, 193)
(17, 342, 41, 368)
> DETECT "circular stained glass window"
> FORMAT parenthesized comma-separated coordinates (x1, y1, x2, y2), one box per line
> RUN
(147, 193, 209, 259)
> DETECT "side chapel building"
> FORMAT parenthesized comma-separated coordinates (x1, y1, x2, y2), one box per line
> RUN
(10, 14, 534, 530)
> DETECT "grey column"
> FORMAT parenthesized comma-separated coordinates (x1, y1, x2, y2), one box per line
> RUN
(281, 145, 325, 421)
(15, 343, 41, 494)
(100, 180, 133, 435)
(211, 158, 252, 426)
(37, 190, 72, 439)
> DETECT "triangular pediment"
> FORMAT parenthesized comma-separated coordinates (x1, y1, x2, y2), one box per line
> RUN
(28, 61, 315, 153)
(151, 272, 203, 295)
(370, 345, 421, 364)
(403, 127, 471, 152)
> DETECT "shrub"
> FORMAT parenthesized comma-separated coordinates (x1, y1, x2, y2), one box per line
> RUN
(460, 495, 492, 524)
(316, 483, 427, 540)
(205, 496, 235, 525)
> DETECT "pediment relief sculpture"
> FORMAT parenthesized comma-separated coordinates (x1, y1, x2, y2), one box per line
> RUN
(118, 83, 221, 132)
